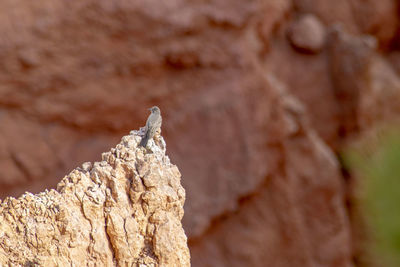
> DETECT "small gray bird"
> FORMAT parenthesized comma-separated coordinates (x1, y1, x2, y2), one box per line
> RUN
(139, 106, 162, 147)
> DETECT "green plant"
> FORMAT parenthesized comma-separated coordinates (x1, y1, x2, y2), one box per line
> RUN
(345, 130, 400, 266)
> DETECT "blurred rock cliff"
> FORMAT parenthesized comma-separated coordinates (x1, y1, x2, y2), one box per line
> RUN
(1, 0, 400, 266)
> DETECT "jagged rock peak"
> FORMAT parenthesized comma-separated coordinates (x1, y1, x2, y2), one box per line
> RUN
(0, 130, 190, 266)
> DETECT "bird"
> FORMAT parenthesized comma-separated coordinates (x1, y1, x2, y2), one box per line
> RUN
(139, 106, 162, 147)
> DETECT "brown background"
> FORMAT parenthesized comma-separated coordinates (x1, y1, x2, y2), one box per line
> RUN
(1, 0, 400, 266)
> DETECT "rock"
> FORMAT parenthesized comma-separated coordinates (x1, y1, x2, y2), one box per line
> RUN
(0, 131, 190, 266)
(387, 51, 400, 76)
(293, 0, 357, 33)
(17, 48, 40, 69)
(1, 0, 400, 266)
(293, 0, 398, 47)
(327, 26, 377, 137)
(288, 14, 326, 53)
(360, 54, 400, 130)
(350, 0, 398, 48)
(189, 75, 353, 266)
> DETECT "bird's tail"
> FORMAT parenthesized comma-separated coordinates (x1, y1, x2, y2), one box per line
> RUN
(139, 131, 149, 147)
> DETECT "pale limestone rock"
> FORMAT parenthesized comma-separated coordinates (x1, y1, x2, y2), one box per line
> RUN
(0, 130, 190, 266)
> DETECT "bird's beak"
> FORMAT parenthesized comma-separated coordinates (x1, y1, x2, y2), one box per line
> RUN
(148, 108, 152, 111)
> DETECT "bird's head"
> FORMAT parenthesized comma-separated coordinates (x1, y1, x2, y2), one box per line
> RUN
(149, 106, 160, 114)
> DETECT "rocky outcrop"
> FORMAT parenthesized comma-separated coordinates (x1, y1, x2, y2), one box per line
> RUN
(0, 130, 190, 266)
(1, 0, 400, 266)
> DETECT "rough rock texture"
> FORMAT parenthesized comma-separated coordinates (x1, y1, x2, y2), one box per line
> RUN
(0, 131, 190, 266)
(1, 0, 400, 266)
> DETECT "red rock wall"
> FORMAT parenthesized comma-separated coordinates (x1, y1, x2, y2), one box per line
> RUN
(1, 0, 400, 266)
